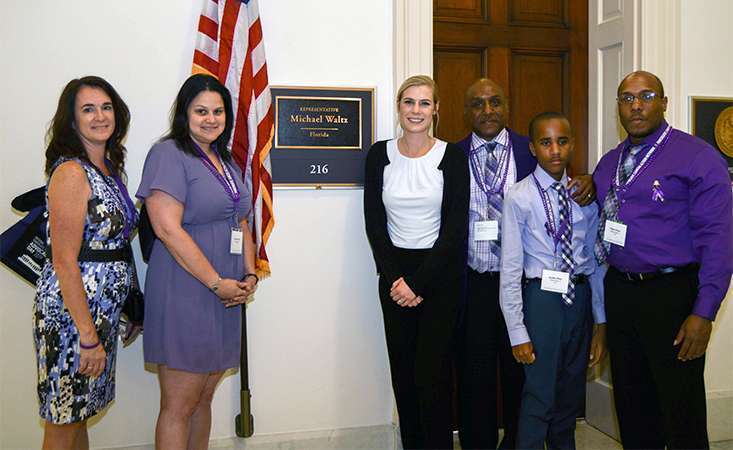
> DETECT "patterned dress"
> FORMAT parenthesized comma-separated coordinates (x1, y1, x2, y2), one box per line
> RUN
(33, 158, 139, 424)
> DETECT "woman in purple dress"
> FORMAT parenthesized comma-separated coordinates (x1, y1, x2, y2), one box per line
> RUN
(137, 74, 258, 448)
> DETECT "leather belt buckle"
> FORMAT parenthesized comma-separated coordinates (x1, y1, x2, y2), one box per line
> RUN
(624, 271, 642, 281)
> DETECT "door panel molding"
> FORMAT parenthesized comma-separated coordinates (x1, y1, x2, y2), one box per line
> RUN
(588, 0, 639, 170)
(434, 0, 486, 22)
(510, 0, 567, 27)
(509, 50, 568, 135)
(434, 47, 486, 141)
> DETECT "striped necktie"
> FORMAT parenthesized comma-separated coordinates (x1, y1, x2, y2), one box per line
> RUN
(552, 182, 575, 305)
(620, 145, 644, 184)
(484, 142, 503, 259)
(595, 145, 644, 263)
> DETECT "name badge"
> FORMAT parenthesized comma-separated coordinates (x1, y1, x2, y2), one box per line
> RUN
(541, 269, 570, 294)
(230, 228, 243, 254)
(474, 220, 499, 241)
(603, 220, 627, 247)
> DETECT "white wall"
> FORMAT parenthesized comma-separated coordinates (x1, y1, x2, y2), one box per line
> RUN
(678, 0, 733, 400)
(0, 1, 395, 448)
(638, 0, 733, 440)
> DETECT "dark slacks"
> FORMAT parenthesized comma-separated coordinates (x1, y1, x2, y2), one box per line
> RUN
(517, 279, 592, 450)
(456, 268, 524, 449)
(379, 248, 459, 450)
(605, 266, 709, 449)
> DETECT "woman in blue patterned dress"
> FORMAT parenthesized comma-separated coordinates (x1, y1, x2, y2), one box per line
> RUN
(33, 76, 138, 450)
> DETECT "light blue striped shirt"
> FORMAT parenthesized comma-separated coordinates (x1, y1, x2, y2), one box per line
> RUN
(467, 128, 517, 272)
(500, 165, 607, 346)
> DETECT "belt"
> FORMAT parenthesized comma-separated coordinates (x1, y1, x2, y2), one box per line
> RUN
(469, 268, 500, 277)
(47, 244, 132, 263)
(611, 264, 698, 282)
(525, 274, 588, 285)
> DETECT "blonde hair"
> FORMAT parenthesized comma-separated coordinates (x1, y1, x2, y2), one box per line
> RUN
(396, 75, 439, 104)
(395, 75, 440, 134)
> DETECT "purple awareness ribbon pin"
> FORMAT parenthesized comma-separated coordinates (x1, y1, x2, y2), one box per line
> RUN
(651, 180, 665, 202)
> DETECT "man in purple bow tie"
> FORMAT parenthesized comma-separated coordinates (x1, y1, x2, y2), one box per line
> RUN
(593, 70, 733, 449)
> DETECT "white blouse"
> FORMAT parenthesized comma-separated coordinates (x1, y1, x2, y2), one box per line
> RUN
(382, 138, 446, 249)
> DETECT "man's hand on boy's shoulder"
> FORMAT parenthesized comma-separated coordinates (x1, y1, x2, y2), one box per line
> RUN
(588, 323, 607, 368)
(569, 174, 596, 206)
(512, 342, 536, 364)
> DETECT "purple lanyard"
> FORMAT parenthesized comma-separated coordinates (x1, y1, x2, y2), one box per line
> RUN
(193, 144, 241, 208)
(110, 174, 137, 240)
(89, 162, 137, 240)
(612, 124, 672, 191)
(469, 139, 513, 197)
(531, 174, 573, 252)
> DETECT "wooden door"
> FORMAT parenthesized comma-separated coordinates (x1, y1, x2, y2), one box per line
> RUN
(434, 0, 589, 173)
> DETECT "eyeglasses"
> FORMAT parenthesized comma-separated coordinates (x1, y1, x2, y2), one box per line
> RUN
(617, 91, 660, 105)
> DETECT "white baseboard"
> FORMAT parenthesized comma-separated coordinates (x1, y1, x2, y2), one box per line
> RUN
(707, 390, 733, 442)
(585, 380, 733, 442)
(98, 424, 397, 450)
(585, 379, 620, 441)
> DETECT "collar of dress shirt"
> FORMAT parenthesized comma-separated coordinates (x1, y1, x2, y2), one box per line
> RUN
(533, 164, 569, 191)
(621, 119, 669, 154)
(471, 127, 510, 152)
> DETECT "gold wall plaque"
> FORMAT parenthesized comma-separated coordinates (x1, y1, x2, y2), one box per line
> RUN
(269, 86, 375, 187)
(691, 96, 733, 181)
(714, 106, 733, 157)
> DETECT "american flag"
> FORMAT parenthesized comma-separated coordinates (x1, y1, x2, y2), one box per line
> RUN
(193, 0, 274, 278)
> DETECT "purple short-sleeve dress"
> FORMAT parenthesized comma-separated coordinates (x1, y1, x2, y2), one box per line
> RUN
(136, 139, 251, 373)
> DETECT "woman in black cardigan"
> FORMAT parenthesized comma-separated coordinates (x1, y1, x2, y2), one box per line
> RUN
(364, 75, 469, 449)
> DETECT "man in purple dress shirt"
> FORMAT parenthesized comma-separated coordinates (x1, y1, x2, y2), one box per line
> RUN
(593, 70, 732, 449)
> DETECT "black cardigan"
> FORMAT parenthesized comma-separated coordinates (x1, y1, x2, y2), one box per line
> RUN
(363, 139, 469, 297)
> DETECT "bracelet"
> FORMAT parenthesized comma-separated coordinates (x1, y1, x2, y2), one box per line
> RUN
(242, 273, 259, 284)
(80, 340, 101, 350)
(208, 275, 222, 292)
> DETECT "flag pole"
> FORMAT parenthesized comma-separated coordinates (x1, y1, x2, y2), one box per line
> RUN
(235, 302, 254, 437)
(192, 0, 273, 437)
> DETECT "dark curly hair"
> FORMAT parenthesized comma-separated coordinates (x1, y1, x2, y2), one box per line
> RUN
(45, 76, 130, 179)
(163, 74, 234, 160)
